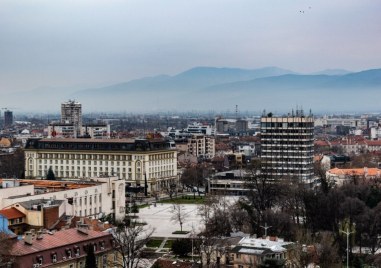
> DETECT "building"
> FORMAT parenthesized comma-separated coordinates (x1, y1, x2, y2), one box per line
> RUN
(207, 170, 249, 196)
(24, 138, 177, 194)
(8, 227, 117, 268)
(0, 207, 26, 235)
(260, 111, 314, 181)
(0, 177, 125, 221)
(187, 135, 215, 160)
(47, 123, 111, 139)
(61, 100, 82, 136)
(3, 110, 13, 128)
(326, 167, 381, 186)
(229, 236, 295, 268)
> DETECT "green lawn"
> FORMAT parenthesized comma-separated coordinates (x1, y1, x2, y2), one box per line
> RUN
(146, 239, 163, 248)
(159, 196, 205, 204)
(164, 240, 173, 248)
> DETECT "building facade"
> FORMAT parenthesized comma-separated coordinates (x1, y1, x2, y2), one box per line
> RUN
(24, 138, 177, 194)
(61, 100, 82, 136)
(0, 177, 126, 221)
(260, 112, 314, 181)
(4, 110, 13, 128)
(187, 135, 215, 159)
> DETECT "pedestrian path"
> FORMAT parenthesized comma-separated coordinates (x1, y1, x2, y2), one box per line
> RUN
(156, 237, 168, 253)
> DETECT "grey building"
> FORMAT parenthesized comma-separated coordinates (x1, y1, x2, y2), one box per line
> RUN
(260, 111, 314, 181)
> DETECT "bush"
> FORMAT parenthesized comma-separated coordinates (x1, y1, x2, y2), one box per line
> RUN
(171, 239, 192, 257)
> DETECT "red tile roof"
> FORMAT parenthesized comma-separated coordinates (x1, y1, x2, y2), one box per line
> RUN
(0, 207, 26, 220)
(328, 167, 381, 177)
(11, 228, 111, 255)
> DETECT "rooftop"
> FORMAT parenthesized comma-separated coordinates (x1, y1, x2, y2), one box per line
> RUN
(0, 207, 26, 220)
(11, 228, 111, 255)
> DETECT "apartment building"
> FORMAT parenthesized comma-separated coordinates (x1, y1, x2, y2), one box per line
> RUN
(187, 134, 215, 159)
(61, 100, 82, 128)
(24, 138, 177, 193)
(47, 123, 110, 139)
(260, 112, 314, 181)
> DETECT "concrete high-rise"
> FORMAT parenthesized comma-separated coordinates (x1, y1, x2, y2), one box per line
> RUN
(61, 100, 82, 136)
(4, 110, 13, 128)
(260, 110, 314, 181)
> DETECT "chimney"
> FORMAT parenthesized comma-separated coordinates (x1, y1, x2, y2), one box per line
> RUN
(24, 231, 33, 245)
(37, 230, 43, 240)
(77, 223, 89, 235)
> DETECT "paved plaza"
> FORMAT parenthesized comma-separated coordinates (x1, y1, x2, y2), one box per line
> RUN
(137, 203, 204, 238)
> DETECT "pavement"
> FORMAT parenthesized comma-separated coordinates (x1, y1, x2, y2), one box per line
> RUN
(137, 203, 204, 238)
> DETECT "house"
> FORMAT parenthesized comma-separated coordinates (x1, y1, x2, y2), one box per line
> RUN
(229, 236, 295, 268)
(8, 227, 118, 268)
(0, 207, 27, 235)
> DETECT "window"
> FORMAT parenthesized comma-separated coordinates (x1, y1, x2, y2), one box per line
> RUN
(51, 254, 57, 263)
(67, 249, 72, 258)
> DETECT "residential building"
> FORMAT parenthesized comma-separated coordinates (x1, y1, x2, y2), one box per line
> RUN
(24, 138, 177, 194)
(260, 111, 314, 181)
(47, 123, 111, 139)
(187, 135, 215, 159)
(61, 100, 82, 136)
(9, 227, 118, 268)
(229, 236, 295, 268)
(0, 207, 26, 235)
(0, 177, 125, 221)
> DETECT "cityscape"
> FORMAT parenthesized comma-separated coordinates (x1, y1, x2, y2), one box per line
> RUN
(1, 1, 381, 268)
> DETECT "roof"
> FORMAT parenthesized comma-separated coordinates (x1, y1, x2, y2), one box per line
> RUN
(11, 228, 111, 255)
(39, 138, 134, 143)
(18, 199, 64, 210)
(153, 259, 194, 268)
(0, 207, 26, 220)
(328, 167, 381, 176)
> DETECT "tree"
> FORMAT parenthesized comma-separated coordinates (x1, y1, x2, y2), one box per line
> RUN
(171, 239, 192, 257)
(46, 167, 56, 180)
(170, 203, 186, 232)
(0, 232, 14, 268)
(85, 244, 96, 268)
(111, 221, 154, 268)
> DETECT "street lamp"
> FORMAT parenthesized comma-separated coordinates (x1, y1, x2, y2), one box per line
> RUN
(340, 223, 356, 268)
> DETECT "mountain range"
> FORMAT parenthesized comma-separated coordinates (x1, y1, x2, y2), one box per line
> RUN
(4, 66, 381, 113)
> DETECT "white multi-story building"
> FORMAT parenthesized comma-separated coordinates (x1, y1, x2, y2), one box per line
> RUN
(48, 123, 111, 139)
(24, 138, 178, 193)
(261, 112, 314, 181)
(0, 176, 125, 221)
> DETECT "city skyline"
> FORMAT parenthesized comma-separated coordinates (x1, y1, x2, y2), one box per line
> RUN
(1, 0, 380, 94)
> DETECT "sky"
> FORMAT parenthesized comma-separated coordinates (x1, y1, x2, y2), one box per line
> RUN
(0, 0, 381, 93)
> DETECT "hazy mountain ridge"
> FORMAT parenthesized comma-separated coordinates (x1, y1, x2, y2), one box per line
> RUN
(4, 66, 381, 112)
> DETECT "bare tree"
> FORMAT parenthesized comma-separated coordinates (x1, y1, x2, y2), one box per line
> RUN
(0, 232, 14, 268)
(170, 203, 186, 232)
(111, 222, 154, 268)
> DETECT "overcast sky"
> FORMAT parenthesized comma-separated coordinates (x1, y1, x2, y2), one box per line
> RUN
(1, 0, 380, 93)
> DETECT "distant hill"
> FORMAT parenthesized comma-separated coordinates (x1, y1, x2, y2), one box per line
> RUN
(3, 66, 381, 113)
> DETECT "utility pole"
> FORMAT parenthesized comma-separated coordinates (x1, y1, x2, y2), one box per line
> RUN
(341, 224, 355, 268)
(260, 222, 272, 237)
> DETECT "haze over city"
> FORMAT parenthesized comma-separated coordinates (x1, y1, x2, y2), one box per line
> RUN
(1, 0, 381, 113)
